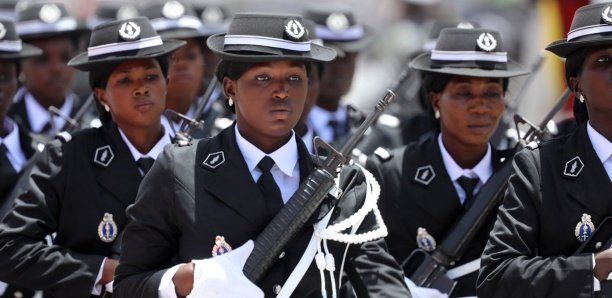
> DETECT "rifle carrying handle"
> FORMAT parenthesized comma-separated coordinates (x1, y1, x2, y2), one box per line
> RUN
(243, 168, 336, 282)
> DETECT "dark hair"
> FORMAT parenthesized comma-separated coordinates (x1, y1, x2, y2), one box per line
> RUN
(421, 72, 510, 126)
(89, 55, 170, 122)
(565, 47, 589, 124)
(215, 59, 312, 113)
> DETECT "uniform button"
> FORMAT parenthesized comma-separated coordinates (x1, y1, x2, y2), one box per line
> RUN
(596, 241, 603, 250)
(273, 284, 282, 294)
(278, 251, 286, 259)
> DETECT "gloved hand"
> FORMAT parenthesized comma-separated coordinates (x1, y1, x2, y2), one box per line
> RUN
(187, 240, 264, 298)
(404, 277, 449, 298)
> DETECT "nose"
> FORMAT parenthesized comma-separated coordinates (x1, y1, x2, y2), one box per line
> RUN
(133, 83, 149, 97)
(273, 81, 290, 100)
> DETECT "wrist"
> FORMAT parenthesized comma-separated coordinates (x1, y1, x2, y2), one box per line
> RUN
(173, 263, 195, 297)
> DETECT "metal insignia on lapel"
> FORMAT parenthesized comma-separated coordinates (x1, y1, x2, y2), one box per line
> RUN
(118, 21, 141, 40)
(476, 32, 497, 52)
(563, 156, 584, 178)
(416, 227, 436, 252)
(94, 145, 114, 167)
(98, 213, 118, 243)
(284, 18, 305, 41)
(202, 151, 225, 169)
(414, 165, 435, 186)
(602, 6, 612, 24)
(575, 213, 595, 242)
(211, 235, 232, 257)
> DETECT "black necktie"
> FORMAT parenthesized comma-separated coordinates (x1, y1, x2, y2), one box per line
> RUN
(257, 156, 283, 219)
(457, 176, 479, 208)
(136, 157, 155, 176)
(0, 143, 19, 199)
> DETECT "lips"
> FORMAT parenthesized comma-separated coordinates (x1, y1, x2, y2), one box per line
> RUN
(134, 100, 154, 112)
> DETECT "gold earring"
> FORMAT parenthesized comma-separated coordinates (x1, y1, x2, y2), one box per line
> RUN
(579, 94, 585, 103)
(434, 110, 440, 119)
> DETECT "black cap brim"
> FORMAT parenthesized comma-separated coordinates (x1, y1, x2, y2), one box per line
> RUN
(322, 26, 374, 53)
(68, 39, 185, 71)
(546, 35, 612, 58)
(0, 43, 42, 59)
(410, 52, 529, 78)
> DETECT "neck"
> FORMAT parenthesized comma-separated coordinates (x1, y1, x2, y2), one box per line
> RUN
(0, 115, 7, 137)
(294, 120, 308, 137)
(166, 93, 195, 116)
(589, 116, 612, 142)
(121, 123, 164, 155)
(29, 91, 66, 110)
(316, 96, 340, 112)
(441, 135, 488, 169)
(239, 128, 292, 154)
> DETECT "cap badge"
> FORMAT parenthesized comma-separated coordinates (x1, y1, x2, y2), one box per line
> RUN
(0, 23, 6, 40)
(39, 3, 61, 24)
(414, 165, 435, 186)
(326, 12, 349, 33)
(94, 145, 114, 167)
(563, 156, 584, 179)
(477, 32, 497, 52)
(201, 6, 224, 24)
(416, 227, 436, 252)
(212, 235, 233, 256)
(602, 6, 612, 24)
(118, 21, 141, 41)
(98, 213, 118, 243)
(116, 4, 139, 20)
(162, 0, 185, 19)
(202, 151, 225, 169)
(575, 213, 595, 242)
(457, 22, 475, 29)
(284, 18, 305, 41)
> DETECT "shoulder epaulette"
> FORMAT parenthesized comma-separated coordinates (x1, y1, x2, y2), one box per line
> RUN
(373, 147, 393, 161)
(54, 131, 72, 143)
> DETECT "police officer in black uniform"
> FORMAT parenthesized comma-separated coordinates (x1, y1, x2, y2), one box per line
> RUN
(366, 27, 529, 297)
(0, 17, 184, 297)
(113, 13, 410, 298)
(478, 2, 612, 297)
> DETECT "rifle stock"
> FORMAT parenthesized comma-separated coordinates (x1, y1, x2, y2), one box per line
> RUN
(243, 90, 396, 282)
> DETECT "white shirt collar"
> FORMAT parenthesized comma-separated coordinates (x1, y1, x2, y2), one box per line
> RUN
(438, 133, 493, 184)
(118, 127, 171, 162)
(234, 124, 299, 178)
(587, 121, 612, 164)
(308, 104, 348, 142)
(300, 123, 315, 154)
(161, 102, 200, 138)
(24, 90, 73, 134)
(1, 117, 27, 171)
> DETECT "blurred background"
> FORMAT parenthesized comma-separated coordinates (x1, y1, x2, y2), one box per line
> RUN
(2, 0, 605, 125)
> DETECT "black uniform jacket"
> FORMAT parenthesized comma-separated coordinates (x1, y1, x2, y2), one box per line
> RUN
(366, 133, 506, 297)
(0, 123, 37, 207)
(477, 123, 612, 298)
(113, 124, 410, 298)
(0, 122, 145, 297)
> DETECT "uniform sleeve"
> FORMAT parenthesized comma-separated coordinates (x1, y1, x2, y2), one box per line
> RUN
(477, 149, 594, 298)
(0, 140, 103, 296)
(113, 147, 180, 298)
(335, 164, 412, 297)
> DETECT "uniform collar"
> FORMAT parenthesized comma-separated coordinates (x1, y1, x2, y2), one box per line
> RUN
(23, 89, 73, 133)
(300, 122, 315, 154)
(118, 126, 171, 161)
(587, 121, 612, 164)
(308, 104, 348, 141)
(438, 132, 493, 184)
(1, 117, 26, 170)
(234, 124, 299, 178)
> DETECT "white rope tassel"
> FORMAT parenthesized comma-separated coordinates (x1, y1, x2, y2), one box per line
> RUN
(323, 240, 337, 298)
(315, 239, 327, 298)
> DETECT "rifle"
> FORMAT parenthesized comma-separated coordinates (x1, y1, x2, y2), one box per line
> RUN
(403, 88, 571, 294)
(164, 78, 220, 146)
(243, 90, 396, 282)
(48, 92, 96, 134)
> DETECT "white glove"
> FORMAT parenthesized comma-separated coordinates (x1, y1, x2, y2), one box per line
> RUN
(187, 240, 264, 298)
(404, 277, 449, 298)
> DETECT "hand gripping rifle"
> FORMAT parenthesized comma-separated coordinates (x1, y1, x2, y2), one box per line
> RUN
(243, 90, 396, 282)
(403, 88, 571, 294)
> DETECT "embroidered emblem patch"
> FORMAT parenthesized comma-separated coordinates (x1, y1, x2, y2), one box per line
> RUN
(202, 151, 225, 169)
(575, 213, 595, 243)
(284, 18, 305, 41)
(563, 156, 584, 178)
(162, 0, 185, 19)
(39, 4, 61, 24)
(94, 145, 114, 167)
(116, 4, 138, 20)
(98, 213, 118, 243)
(0, 23, 6, 40)
(118, 21, 141, 40)
(416, 227, 436, 252)
(212, 235, 232, 257)
(476, 32, 497, 52)
(326, 12, 349, 32)
(201, 6, 224, 24)
(602, 6, 612, 24)
(414, 165, 435, 186)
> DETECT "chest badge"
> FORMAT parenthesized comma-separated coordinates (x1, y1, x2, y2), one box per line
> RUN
(414, 165, 435, 186)
(563, 156, 584, 179)
(575, 213, 595, 243)
(94, 145, 114, 167)
(202, 151, 225, 169)
(416, 227, 436, 252)
(98, 213, 118, 243)
(212, 235, 232, 257)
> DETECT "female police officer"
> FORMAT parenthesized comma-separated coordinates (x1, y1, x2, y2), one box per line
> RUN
(477, 2, 612, 297)
(366, 27, 528, 297)
(113, 13, 410, 298)
(0, 17, 183, 297)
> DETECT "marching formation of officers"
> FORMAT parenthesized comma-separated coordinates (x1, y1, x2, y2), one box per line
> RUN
(0, 0, 610, 298)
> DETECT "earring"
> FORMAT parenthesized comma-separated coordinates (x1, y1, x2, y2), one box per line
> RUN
(228, 97, 234, 107)
(104, 104, 110, 112)
(579, 94, 585, 103)
(434, 110, 440, 119)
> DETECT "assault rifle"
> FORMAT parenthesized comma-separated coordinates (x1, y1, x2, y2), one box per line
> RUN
(404, 88, 572, 294)
(243, 90, 396, 282)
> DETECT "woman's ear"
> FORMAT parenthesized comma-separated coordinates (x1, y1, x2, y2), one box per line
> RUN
(569, 77, 581, 94)
(94, 88, 108, 107)
(430, 92, 440, 112)
(222, 77, 236, 99)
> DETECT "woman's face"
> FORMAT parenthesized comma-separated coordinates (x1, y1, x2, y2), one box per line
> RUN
(166, 38, 205, 112)
(319, 52, 357, 101)
(224, 60, 308, 142)
(0, 60, 17, 119)
(432, 75, 505, 148)
(573, 45, 612, 125)
(301, 63, 321, 123)
(95, 59, 166, 130)
(21, 36, 75, 106)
